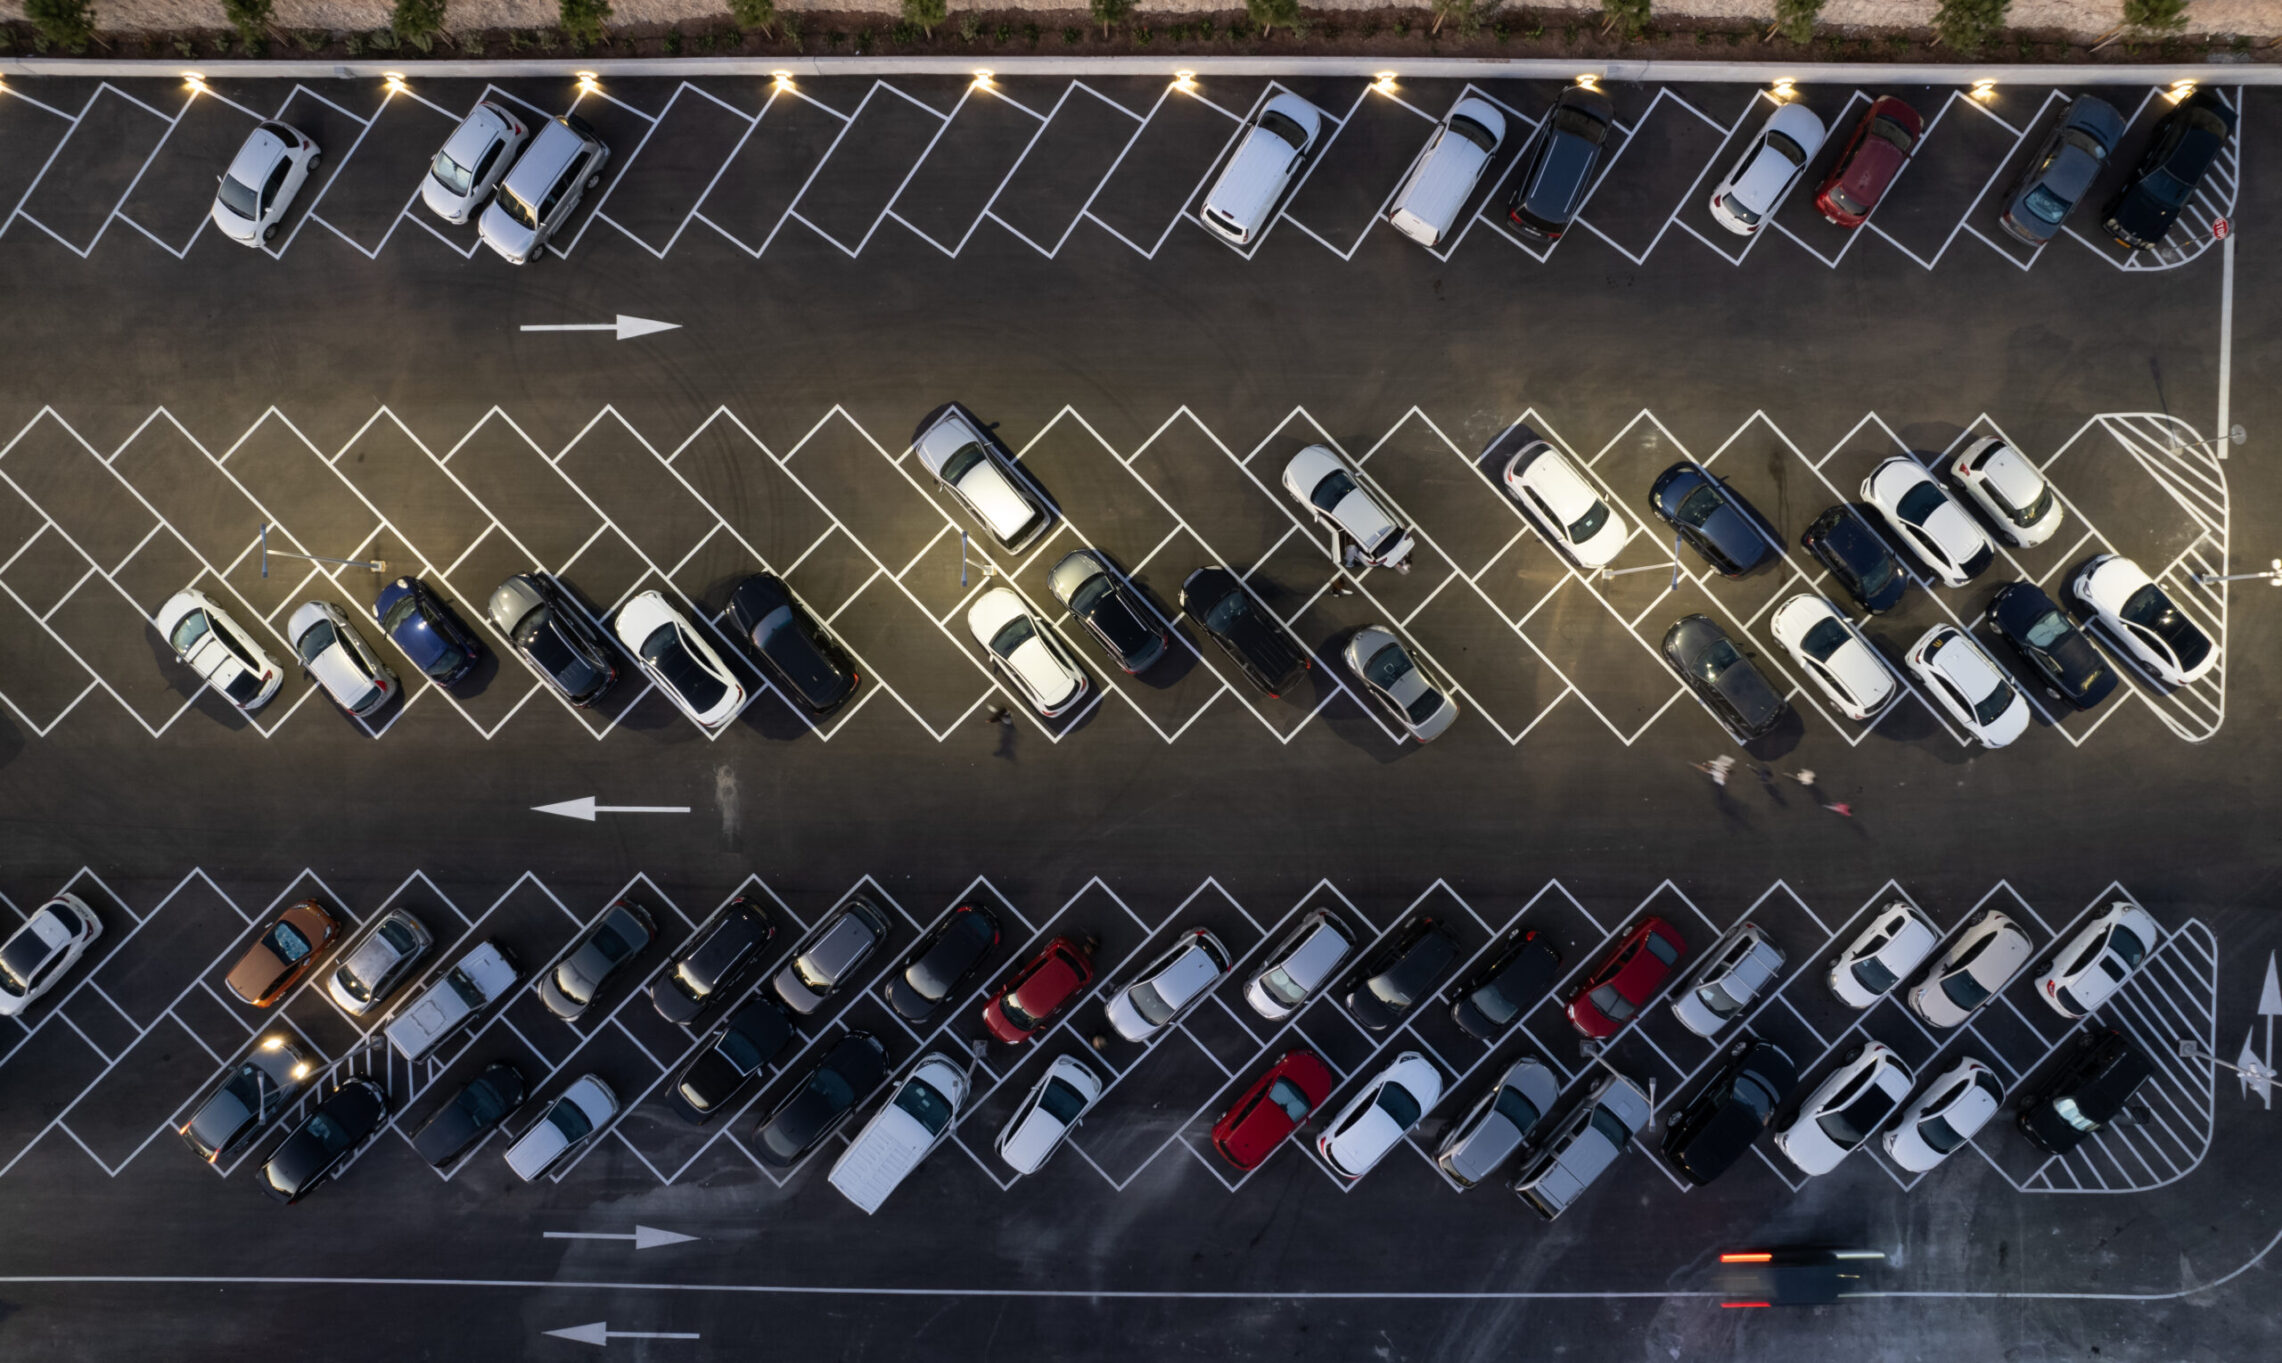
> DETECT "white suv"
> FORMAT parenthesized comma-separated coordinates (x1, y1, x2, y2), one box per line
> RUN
(1201, 93, 1324, 245)
(157, 589, 281, 713)
(1282, 444, 1414, 569)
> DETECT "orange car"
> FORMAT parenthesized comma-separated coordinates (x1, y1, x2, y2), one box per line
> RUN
(226, 900, 341, 1007)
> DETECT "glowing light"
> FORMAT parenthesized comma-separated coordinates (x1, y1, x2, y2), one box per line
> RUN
(1720, 1252, 1773, 1263)
(1770, 78, 1796, 102)
(575, 71, 600, 95)
(772, 70, 795, 90)
(182, 71, 208, 93)
(382, 72, 408, 94)
(291, 1062, 312, 1080)
(1971, 79, 1998, 101)
(1372, 72, 1398, 93)
(2165, 78, 2197, 103)
(1720, 1301, 1772, 1309)
(972, 69, 994, 87)
(261, 1036, 285, 1051)
(1173, 70, 1197, 92)
(1574, 74, 1600, 91)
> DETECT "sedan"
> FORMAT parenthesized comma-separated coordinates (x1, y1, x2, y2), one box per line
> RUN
(211, 120, 318, 246)
(1801, 505, 1907, 614)
(615, 590, 746, 730)
(486, 574, 615, 707)
(2102, 88, 2236, 251)
(261, 1078, 388, 1204)
(288, 601, 398, 719)
(410, 1061, 527, 1167)
(1212, 1050, 1334, 1172)
(1244, 907, 1355, 1022)
(1568, 917, 1687, 1038)
(423, 99, 530, 224)
(1281, 444, 1414, 569)
(1773, 1042, 1912, 1177)
(323, 907, 432, 1016)
(650, 897, 774, 1027)
(1105, 928, 1230, 1042)
(1649, 463, 1773, 577)
(1434, 1057, 1558, 1189)
(774, 896, 892, 1015)
(996, 1055, 1102, 1176)
(1505, 83, 1615, 240)
(1814, 96, 1922, 227)
(1664, 614, 1787, 740)
(1343, 626, 1459, 742)
(1048, 550, 1169, 675)
(1907, 625, 2029, 748)
(1948, 437, 2062, 548)
(504, 1074, 618, 1181)
(1662, 1037, 1795, 1185)
(1884, 1057, 2003, 1173)
(968, 588, 1087, 717)
(374, 577, 481, 686)
(1344, 915, 1460, 1033)
(1827, 901, 1941, 1009)
(885, 904, 1001, 1023)
(227, 900, 341, 1007)
(1770, 593, 1896, 721)
(1999, 95, 2124, 245)
(538, 898, 656, 1021)
(1318, 1051, 1443, 1180)
(179, 1034, 314, 1163)
(1861, 457, 1994, 588)
(726, 573, 858, 714)
(2037, 901, 2159, 1019)
(982, 936, 1096, 1044)
(756, 1031, 890, 1167)
(157, 589, 281, 713)
(1986, 582, 2118, 711)
(1907, 910, 2033, 1029)
(671, 997, 793, 1119)
(1503, 439, 1626, 569)
(913, 406, 1052, 552)
(0, 893, 102, 1018)
(1449, 927, 1560, 1042)
(1708, 101, 1825, 235)
(2072, 554, 2217, 687)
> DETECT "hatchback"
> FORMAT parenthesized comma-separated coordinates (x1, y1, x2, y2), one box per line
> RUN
(1319, 1051, 1443, 1180)
(1105, 928, 1230, 1042)
(1506, 84, 1615, 240)
(179, 1034, 314, 1163)
(726, 572, 858, 714)
(1907, 910, 2033, 1028)
(227, 900, 341, 1007)
(288, 601, 398, 719)
(1708, 102, 1825, 235)
(1201, 92, 1323, 245)
(1662, 1037, 1794, 1185)
(478, 114, 608, 264)
(1649, 463, 1774, 576)
(1770, 593, 1896, 721)
(756, 1031, 890, 1166)
(2072, 554, 2216, 687)
(996, 1055, 1102, 1175)
(1435, 1057, 1558, 1188)
(1568, 917, 1687, 1038)
(885, 904, 1000, 1022)
(615, 590, 746, 730)
(1344, 915, 1459, 1033)
(539, 899, 656, 1021)
(1503, 439, 1626, 568)
(1048, 550, 1168, 675)
(0, 893, 102, 1018)
(1828, 902, 1941, 1009)
(487, 573, 616, 706)
(650, 898, 774, 1027)
(982, 935, 1097, 1044)
(1182, 567, 1310, 697)
(1664, 614, 1787, 740)
(1986, 582, 2116, 710)
(1669, 922, 1785, 1039)
(262, 1078, 388, 1204)
(2102, 88, 2235, 251)
(504, 1074, 618, 1180)
(1906, 625, 2029, 748)
(671, 997, 792, 1119)
(1800, 505, 1907, 613)
(914, 405, 1053, 552)
(1343, 626, 1459, 742)
(211, 121, 318, 246)
(1213, 1050, 1334, 1171)
(411, 1061, 527, 1167)
(2000, 95, 2124, 246)
(1814, 96, 1922, 228)
(323, 907, 432, 1016)
(1884, 1057, 2003, 1172)
(1243, 907, 1355, 1021)
(157, 589, 281, 713)
(423, 100, 530, 224)
(969, 588, 1088, 717)
(1281, 445, 1414, 569)
(774, 896, 892, 1015)
(1862, 457, 1994, 588)
(1449, 928, 1560, 1041)
(1948, 437, 2062, 548)
(2037, 901, 2159, 1019)
(1773, 1042, 1911, 1176)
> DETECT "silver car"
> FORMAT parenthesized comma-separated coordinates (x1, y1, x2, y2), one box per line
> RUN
(1669, 922, 1785, 1038)
(1243, 907, 1355, 1021)
(773, 896, 892, 1015)
(287, 601, 398, 719)
(503, 1073, 617, 1181)
(913, 406, 1052, 552)
(424, 100, 531, 224)
(1436, 1057, 1559, 1188)
(1343, 626, 1459, 742)
(210, 120, 318, 247)
(324, 908, 434, 1017)
(478, 115, 608, 264)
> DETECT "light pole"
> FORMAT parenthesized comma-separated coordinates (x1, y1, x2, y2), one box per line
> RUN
(2179, 1038, 2277, 1103)
(2193, 558, 2281, 587)
(258, 523, 385, 578)
(958, 531, 996, 590)
(1598, 531, 1687, 591)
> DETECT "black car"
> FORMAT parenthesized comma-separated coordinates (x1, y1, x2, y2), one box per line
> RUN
(411, 1061, 527, 1166)
(756, 1029, 890, 1167)
(884, 904, 1001, 1023)
(1801, 506, 1907, 614)
(1986, 582, 2117, 711)
(650, 897, 775, 1027)
(1181, 566, 1309, 697)
(1344, 916, 1460, 1033)
(672, 997, 794, 1120)
(1663, 1037, 1795, 1185)
(2102, 88, 2236, 251)
(486, 573, 616, 706)
(1450, 927, 1562, 1042)
(539, 898, 657, 1021)
(726, 573, 859, 715)
(1998, 95, 2124, 246)
(2018, 1026, 2153, 1154)
(1050, 550, 1170, 675)
(260, 1078, 389, 1204)
(1649, 464, 1774, 577)
(374, 576, 483, 685)
(1713, 1245, 1887, 1306)
(1664, 614, 1787, 740)
(1507, 84, 1615, 240)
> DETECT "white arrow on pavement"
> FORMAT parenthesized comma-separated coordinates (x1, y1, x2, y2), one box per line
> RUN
(543, 1225, 698, 1250)
(533, 797, 692, 822)
(544, 1322, 701, 1347)
(2237, 1028, 2273, 1108)
(519, 315, 680, 341)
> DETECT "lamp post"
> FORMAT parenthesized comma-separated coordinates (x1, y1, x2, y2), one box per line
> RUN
(2193, 558, 2281, 587)
(2179, 1037, 2275, 1106)
(259, 523, 385, 578)
(959, 531, 996, 590)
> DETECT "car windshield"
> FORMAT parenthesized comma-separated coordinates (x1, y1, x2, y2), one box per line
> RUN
(497, 185, 539, 229)
(431, 149, 476, 195)
(1675, 484, 1724, 528)
(1695, 638, 1743, 684)
(1828, 185, 1867, 216)
(999, 989, 1042, 1029)
(939, 443, 988, 484)
(2024, 608, 2073, 650)
(0, 933, 53, 991)
(1131, 978, 1182, 1026)
(461, 1080, 512, 1125)
(1767, 132, 1808, 167)
(2107, 925, 2150, 970)
(1895, 482, 1947, 526)
(546, 1098, 595, 1144)
(1375, 1083, 1422, 1130)
(1259, 110, 1309, 150)
(1404, 688, 1445, 725)
(295, 618, 336, 662)
(1068, 574, 1115, 616)
(1448, 114, 1497, 152)
(307, 1111, 354, 1153)
(1266, 1078, 1312, 1122)
(1816, 1090, 1881, 1148)
(1869, 116, 1916, 152)
(2053, 1096, 2097, 1133)
(217, 174, 261, 219)
(1940, 967, 1994, 1011)
(1850, 954, 1899, 995)
(2060, 128, 2107, 159)
(892, 1077, 955, 1136)
(526, 622, 588, 678)
(988, 615, 1037, 659)
(1587, 983, 1635, 1021)
(1644, 932, 1679, 966)
(2142, 167, 2190, 207)
(1920, 1111, 1970, 1154)
(380, 595, 421, 633)
(265, 921, 313, 964)
(2023, 185, 2072, 225)
(1694, 978, 1746, 1018)
(1362, 643, 1412, 689)
(1259, 965, 1310, 1007)
(1587, 1107, 1631, 1145)
(170, 611, 211, 653)
(1492, 1084, 1544, 1132)
(1551, 105, 1603, 139)
(1800, 617, 1852, 663)
(2119, 585, 2211, 668)
(1468, 974, 1522, 1027)
(1972, 676, 2015, 726)
(640, 625, 728, 712)
(1566, 499, 1611, 544)
(1308, 468, 1359, 515)
(2009, 485, 2056, 527)
(1202, 588, 1249, 632)
(807, 1066, 856, 1110)
(1039, 1078, 1089, 1124)
(1733, 1073, 1778, 1120)
(715, 1027, 765, 1072)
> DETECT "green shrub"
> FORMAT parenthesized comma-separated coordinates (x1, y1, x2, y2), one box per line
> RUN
(1090, 0, 1132, 38)
(559, 0, 610, 47)
(222, 0, 273, 48)
(1602, 0, 1650, 42)
(1932, 0, 2007, 54)
(1772, 0, 1821, 45)
(730, 0, 775, 37)
(2123, 0, 2187, 33)
(1246, 0, 1299, 37)
(392, 0, 447, 47)
(901, 0, 945, 37)
(24, 0, 95, 50)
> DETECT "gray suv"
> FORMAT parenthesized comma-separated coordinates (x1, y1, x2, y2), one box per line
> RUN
(479, 115, 609, 264)
(774, 896, 893, 1015)
(1435, 1057, 1559, 1188)
(1511, 1072, 1651, 1220)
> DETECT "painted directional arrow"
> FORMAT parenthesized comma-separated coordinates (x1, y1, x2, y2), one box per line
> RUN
(544, 1321, 701, 1347)
(519, 315, 680, 341)
(543, 1225, 698, 1250)
(534, 797, 691, 822)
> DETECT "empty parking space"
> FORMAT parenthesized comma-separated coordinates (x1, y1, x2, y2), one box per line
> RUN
(692, 88, 849, 254)
(982, 83, 1139, 254)
(788, 84, 948, 253)
(1083, 84, 1254, 255)
(596, 87, 758, 254)
(889, 81, 1052, 252)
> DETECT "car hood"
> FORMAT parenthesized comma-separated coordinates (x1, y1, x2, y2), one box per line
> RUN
(1677, 1091, 1771, 1171)
(914, 413, 984, 473)
(421, 171, 479, 220)
(1778, 1116, 1849, 1175)
(478, 199, 540, 260)
(1327, 1109, 1402, 1175)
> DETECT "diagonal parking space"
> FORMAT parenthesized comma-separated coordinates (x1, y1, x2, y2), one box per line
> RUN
(305, 84, 462, 256)
(1568, 88, 1731, 264)
(690, 82, 850, 256)
(1082, 79, 1260, 257)
(785, 80, 954, 255)
(9, 82, 176, 257)
(976, 81, 1141, 256)
(1860, 91, 2028, 270)
(0, 82, 79, 229)
(887, 77, 1054, 254)
(1280, 83, 1439, 258)
(590, 83, 760, 256)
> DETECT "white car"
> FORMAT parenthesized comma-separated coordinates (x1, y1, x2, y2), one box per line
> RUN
(1828, 902, 1941, 1009)
(1200, 92, 1324, 246)
(1707, 101, 1825, 235)
(1862, 457, 1995, 588)
(1772, 1041, 1912, 1177)
(1883, 1057, 2003, 1173)
(2037, 901, 2160, 1019)
(1770, 594, 1896, 721)
(1503, 440, 1627, 569)
(1317, 1051, 1443, 1180)
(1906, 625, 2028, 748)
(913, 407, 1052, 552)
(1281, 444, 1414, 569)
(829, 1054, 968, 1214)
(1243, 907, 1355, 1021)
(968, 588, 1087, 717)
(2072, 555, 2218, 687)
(503, 1073, 617, 1181)
(1343, 626, 1459, 743)
(1948, 437, 2062, 548)
(210, 120, 318, 247)
(614, 590, 746, 730)
(1105, 928, 1230, 1042)
(995, 1055, 1102, 1175)
(156, 589, 281, 713)
(422, 100, 531, 224)
(288, 601, 398, 720)
(0, 893, 103, 1018)
(1908, 910, 2034, 1029)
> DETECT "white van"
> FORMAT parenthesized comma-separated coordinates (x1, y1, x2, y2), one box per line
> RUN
(385, 939, 519, 1062)
(1387, 97, 1508, 247)
(1201, 92, 1324, 246)
(828, 1052, 969, 1214)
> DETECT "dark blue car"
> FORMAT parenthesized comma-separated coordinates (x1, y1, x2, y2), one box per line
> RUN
(1650, 464, 1774, 578)
(374, 576, 482, 686)
(1986, 581, 2117, 711)
(1801, 505, 1907, 614)
(1998, 95, 2124, 247)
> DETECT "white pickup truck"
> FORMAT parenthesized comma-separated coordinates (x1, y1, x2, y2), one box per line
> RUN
(385, 940, 519, 1063)
(828, 1052, 969, 1214)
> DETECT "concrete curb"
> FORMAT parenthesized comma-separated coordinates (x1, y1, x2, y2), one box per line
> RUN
(0, 55, 2272, 84)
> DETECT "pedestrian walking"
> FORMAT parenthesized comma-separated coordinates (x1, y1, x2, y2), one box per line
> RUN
(982, 703, 1008, 726)
(1328, 578, 1358, 598)
(1342, 542, 1364, 569)
(1822, 801, 1854, 818)
(1788, 768, 1817, 787)
(1751, 764, 1776, 791)
(1693, 755, 1735, 787)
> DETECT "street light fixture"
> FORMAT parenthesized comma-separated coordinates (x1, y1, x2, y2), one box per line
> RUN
(259, 523, 386, 578)
(959, 531, 997, 590)
(2194, 558, 2282, 587)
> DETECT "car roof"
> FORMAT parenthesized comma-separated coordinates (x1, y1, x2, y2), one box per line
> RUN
(1153, 940, 1223, 1005)
(1520, 447, 1599, 518)
(227, 128, 290, 183)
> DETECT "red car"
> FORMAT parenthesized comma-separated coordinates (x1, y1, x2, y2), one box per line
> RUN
(1211, 1050, 1335, 1171)
(1813, 96, 1924, 228)
(981, 935, 1096, 1044)
(1566, 917, 1688, 1038)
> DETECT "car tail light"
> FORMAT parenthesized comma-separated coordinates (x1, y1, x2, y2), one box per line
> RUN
(1720, 1301, 1771, 1309)
(1720, 1252, 1773, 1263)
